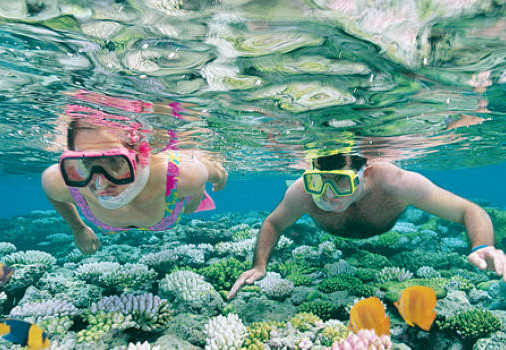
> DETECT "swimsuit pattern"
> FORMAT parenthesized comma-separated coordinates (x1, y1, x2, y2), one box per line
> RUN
(68, 151, 186, 232)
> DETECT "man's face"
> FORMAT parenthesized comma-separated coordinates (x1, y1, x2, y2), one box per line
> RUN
(312, 178, 361, 212)
(310, 157, 364, 212)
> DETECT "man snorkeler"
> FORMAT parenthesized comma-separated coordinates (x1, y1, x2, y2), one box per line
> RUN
(42, 118, 227, 254)
(229, 152, 506, 299)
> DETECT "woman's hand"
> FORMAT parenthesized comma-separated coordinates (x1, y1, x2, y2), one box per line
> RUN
(73, 226, 100, 254)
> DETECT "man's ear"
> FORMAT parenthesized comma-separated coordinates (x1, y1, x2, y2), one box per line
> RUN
(363, 165, 372, 176)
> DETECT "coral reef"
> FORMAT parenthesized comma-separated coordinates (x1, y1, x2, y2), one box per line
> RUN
(436, 309, 502, 341)
(257, 272, 295, 301)
(159, 270, 224, 315)
(89, 293, 172, 331)
(331, 329, 392, 349)
(376, 266, 414, 284)
(198, 257, 247, 291)
(204, 313, 247, 349)
(75, 262, 157, 293)
(0, 208, 504, 349)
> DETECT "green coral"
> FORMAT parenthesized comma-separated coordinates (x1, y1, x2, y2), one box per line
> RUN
(382, 278, 447, 303)
(286, 273, 313, 286)
(35, 316, 74, 336)
(233, 227, 253, 241)
(306, 290, 320, 302)
(436, 309, 501, 341)
(317, 275, 376, 297)
(419, 216, 440, 231)
(198, 257, 247, 291)
(297, 301, 345, 321)
(240, 320, 284, 349)
(355, 268, 377, 282)
(289, 312, 322, 331)
(450, 276, 474, 293)
(391, 249, 467, 272)
(347, 250, 391, 269)
(275, 257, 316, 277)
(318, 321, 351, 346)
(76, 311, 135, 343)
(318, 275, 361, 293)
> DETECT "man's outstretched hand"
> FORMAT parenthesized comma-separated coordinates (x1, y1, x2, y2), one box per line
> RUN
(228, 266, 266, 300)
(468, 246, 506, 282)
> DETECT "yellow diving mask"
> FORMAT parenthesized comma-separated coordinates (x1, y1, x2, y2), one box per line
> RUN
(303, 169, 360, 198)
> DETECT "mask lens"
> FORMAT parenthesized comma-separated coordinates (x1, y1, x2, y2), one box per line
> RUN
(305, 173, 324, 194)
(328, 174, 353, 195)
(98, 156, 132, 180)
(61, 155, 134, 186)
(62, 158, 91, 183)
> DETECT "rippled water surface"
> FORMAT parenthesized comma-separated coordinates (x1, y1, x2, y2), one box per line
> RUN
(0, 0, 505, 174)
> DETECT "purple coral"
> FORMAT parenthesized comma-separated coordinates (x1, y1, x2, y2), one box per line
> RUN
(331, 329, 392, 350)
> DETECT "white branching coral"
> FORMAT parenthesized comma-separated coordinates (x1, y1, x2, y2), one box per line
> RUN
(75, 262, 121, 283)
(215, 238, 255, 257)
(277, 236, 294, 249)
(318, 241, 342, 260)
(159, 270, 218, 302)
(0, 242, 16, 256)
(117, 341, 160, 350)
(376, 266, 413, 284)
(204, 313, 247, 350)
(74, 262, 157, 292)
(90, 293, 171, 331)
(416, 266, 441, 279)
(10, 300, 80, 317)
(139, 244, 213, 272)
(257, 272, 294, 300)
(3, 250, 56, 266)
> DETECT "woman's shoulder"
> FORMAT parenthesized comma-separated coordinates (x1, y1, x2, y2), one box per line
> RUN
(41, 164, 73, 202)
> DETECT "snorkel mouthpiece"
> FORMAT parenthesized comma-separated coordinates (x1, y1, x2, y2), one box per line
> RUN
(97, 142, 151, 210)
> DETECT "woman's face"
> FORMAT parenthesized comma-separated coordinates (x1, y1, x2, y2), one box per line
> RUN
(73, 128, 131, 197)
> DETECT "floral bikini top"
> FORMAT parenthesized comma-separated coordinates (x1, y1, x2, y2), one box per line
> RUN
(68, 152, 187, 232)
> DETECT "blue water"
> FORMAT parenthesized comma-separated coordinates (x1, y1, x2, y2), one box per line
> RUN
(1, 162, 505, 219)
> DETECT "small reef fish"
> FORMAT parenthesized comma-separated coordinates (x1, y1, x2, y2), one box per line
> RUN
(394, 285, 437, 331)
(0, 263, 14, 287)
(0, 319, 50, 349)
(349, 296, 390, 336)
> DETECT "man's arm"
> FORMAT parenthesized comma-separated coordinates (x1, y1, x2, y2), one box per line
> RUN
(388, 167, 493, 246)
(228, 179, 307, 298)
(384, 164, 505, 280)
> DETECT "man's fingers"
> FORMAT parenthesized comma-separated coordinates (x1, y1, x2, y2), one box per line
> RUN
(493, 251, 504, 276)
(228, 277, 246, 300)
(468, 253, 487, 270)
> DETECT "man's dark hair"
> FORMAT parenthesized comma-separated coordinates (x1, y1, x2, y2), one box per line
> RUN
(313, 153, 367, 171)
